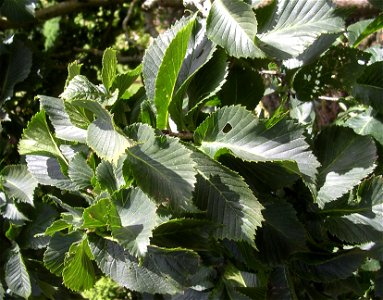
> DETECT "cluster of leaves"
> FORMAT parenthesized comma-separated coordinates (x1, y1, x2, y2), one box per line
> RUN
(1, 0, 383, 299)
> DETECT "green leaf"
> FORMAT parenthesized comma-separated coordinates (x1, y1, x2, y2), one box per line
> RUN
(88, 235, 183, 294)
(82, 198, 113, 229)
(343, 106, 383, 146)
(194, 106, 320, 183)
(39, 95, 87, 143)
(62, 238, 96, 291)
(68, 153, 93, 190)
(353, 62, 383, 113)
(257, 0, 344, 59)
(218, 62, 264, 109)
(111, 188, 161, 256)
(352, 14, 383, 47)
(0, 165, 37, 205)
(95, 160, 119, 192)
(125, 123, 197, 213)
(65, 60, 82, 87)
(70, 100, 133, 161)
(25, 155, 75, 190)
(191, 147, 263, 247)
(314, 126, 377, 208)
(44, 219, 72, 236)
(18, 203, 58, 250)
(326, 176, 383, 243)
(5, 243, 31, 299)
(18, 110, 67, 165)
(111, 64, 142, 99)
(206, 0, 263, 58)
(257, 199, 306, 264)
(0, 38, 32, 103)
(153, 16, 195, 129)
(101, 48, 117, 90)
(43, 232, 83, 276)
(291, 250, 366, 283)
(2, 200, 29, 225)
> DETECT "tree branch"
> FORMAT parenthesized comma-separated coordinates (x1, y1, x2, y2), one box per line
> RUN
(0, 0, 124, 30)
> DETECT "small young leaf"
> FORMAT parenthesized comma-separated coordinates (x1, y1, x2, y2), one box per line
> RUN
(62, 238, 96, 291)
(101, 48, 117, 91)
(65, 60, 82, 87)
(18, 110, 67, 166)
(39, 95, 87, 143)
(82, 198, 113, 229)
(5, 243, 31, 299)
(0, 165, 37, 206)
(44, 219, 72, 236)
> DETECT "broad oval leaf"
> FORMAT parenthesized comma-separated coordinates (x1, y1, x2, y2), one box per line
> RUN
(125, 123, 198, 213)
(314, 126, 377, 208)
(68, 153, 93, 190)
(88, 235, 183, 294)
(111, 188, 161, 257)
(0, 165, 37, 206)
(191, 147, 263, 247)
(257, 0, 344, 59)
(206, 0, 263, 58)
(5, 244, 31, 299)
(194, 106, 320, 183)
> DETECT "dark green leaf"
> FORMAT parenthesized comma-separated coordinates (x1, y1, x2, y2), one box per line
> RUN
(314, 126, 377, 208)
(68, 153, 93, 190)
(125, 123, 197, 213)
(43, 232, 82, 276)
(0, 0, 34, 22)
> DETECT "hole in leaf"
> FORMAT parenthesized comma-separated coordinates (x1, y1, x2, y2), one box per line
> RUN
(222, 123, 232, 133)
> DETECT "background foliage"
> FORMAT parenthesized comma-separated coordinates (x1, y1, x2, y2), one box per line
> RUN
(0, 0, 382, 299)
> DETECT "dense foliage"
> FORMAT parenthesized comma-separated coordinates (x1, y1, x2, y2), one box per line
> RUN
(1, 0, 383, 299)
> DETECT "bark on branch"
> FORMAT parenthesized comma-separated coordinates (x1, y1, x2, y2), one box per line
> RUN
(0, 0, 124, 30)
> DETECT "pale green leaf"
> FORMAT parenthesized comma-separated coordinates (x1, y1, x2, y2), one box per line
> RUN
(44, 219, 72, 236)
(347, 18, 375, 46)
(65, 60, 82, 87)
(191, 148, 263, 247)
(68, 153, 93, 190)
(0, 165, 37, 205)
(25, 155, 76, 190)
(44, 232, 83, 276)
(206, 0, 263, 58)
(153, 16, 196, 129)
(352, 14, 383, 47)
(18, 110, 67, 165)
(111, 188, 161, 256)
(60, 75, 109, 104)
(39, 95, 87, 143)
(82, 198, 112, 228)
(143, 16, 191, 102)
(69, 100, 133, 161)
(88, 235, 182, 294)
(258, 0, 344, 59)
(3, 201, 29, 224)
(194, 106, 320, 183)
(344, 107, 383, 146)
(101, 48, 117, 90)
(5, 244, 31, 299)
(315, 126, 377, 208)
(63, 238, 96, 291)
(125, 123, 198, 213)
(111, 64, 142, 99)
